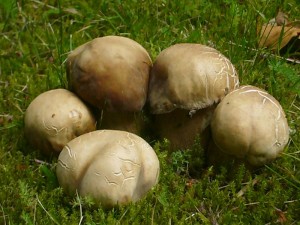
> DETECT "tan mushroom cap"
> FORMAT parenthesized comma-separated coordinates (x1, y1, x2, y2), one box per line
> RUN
(56, 130, 160, 208)
(67, 35, 152, 112)
(148, 43, 239, 114)
(24, 89, 96, 155)
(211, 85, 289, 167)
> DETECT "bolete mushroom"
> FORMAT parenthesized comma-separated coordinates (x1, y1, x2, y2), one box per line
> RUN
(147, 43, 239, 150)
(24, 89, 96, 155)
(210, 85, 289, 167)
(56, 130, 160, 208)
(66, 35, 152, 134)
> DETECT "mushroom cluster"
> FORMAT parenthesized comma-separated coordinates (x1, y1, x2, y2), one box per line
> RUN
(24, 36, 160, 208)
(24, 35, 290, 208)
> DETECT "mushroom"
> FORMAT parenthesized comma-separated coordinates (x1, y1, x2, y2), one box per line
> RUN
(147, 43, 239, 150)
(66, 35, 152, 134)
(56, 130, 160, 208)
(24, 89, 96, 155)
(210, 85, 289, 167)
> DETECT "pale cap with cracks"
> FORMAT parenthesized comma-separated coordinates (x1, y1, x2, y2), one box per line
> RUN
(24, 89, 96, 155)
(147, 43, 239, 149)
(148, 43, 239, 114)
(211, 85, 289, 167)
(56, 130, 160, 208)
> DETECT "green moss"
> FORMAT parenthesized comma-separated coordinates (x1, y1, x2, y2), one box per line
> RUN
(0, 0, 299, 224)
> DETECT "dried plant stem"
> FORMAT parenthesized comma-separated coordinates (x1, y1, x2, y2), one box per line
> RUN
(227, 41, 300, 64)
(76, 191, 84, 225)
(36, 195, 60, 225)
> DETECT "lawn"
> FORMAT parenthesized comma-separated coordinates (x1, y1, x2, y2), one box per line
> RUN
(0, 0, 299, 224)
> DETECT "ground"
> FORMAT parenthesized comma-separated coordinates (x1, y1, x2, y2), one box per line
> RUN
(0, 0, 299, 224)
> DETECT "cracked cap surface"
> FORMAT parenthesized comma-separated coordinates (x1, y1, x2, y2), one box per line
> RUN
(56, 130, 160, 208)
(211, 85, 289, 167)
(148, 43, 239, 114)
(24, 89, 96, 155)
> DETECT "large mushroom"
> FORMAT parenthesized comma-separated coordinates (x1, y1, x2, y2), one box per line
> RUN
(210, 85, 289, 167)
(66, 35, 152, 134)
(56, 130, 160, 208)
(147, 43, 239, 150)
(24, 89, 96, 155)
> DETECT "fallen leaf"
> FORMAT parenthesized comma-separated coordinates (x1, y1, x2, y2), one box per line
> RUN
(258, 10, 300, 59)
(275, 10, 289, 25)
(259, 24, 300, 51)
(275, 208, 287, 224)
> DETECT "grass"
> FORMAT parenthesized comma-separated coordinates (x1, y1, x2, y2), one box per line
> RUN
(0, 0, 300, 224)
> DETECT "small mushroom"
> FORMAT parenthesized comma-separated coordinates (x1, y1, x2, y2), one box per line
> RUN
(66, 35, 152, 134)
(56, 130, 160, 208)
(24, 89, 96, 155)
(147, 43, 239, 149)
(210, 85, 289, 167)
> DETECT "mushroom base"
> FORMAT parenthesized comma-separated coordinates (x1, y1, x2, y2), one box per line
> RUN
(207, 138, 270, 170)
(97, 110, 145, 135)
(150, 106, 216, 151)
(207, 137, 243, 166)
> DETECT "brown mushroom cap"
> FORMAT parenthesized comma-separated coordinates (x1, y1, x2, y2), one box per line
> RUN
(67, 35, 152, 112)
(24, 89, 96, 155)
(148, 43, 239, 114)
(211, 85, 289, 167)
(56, 130, 160, 208)
(147, 43, 239, 149)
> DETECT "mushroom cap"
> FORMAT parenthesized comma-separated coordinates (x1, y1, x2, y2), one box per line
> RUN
(56, 130, 160, 208)
(24, 89, 96, 155)
(66, 35, 152, 112)
(211, 85, 289, 167)
(148, 43, 239, 114)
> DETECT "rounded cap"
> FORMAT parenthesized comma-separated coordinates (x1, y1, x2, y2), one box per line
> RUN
(67, 36, 152, 112)
(56, 130, 160, 208)
(148, 43, 239, 114)
(24, 89, 96, 155)
(211, 85, 289, 167)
